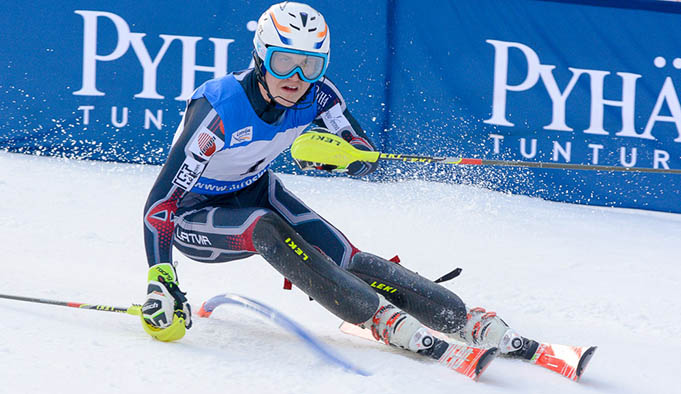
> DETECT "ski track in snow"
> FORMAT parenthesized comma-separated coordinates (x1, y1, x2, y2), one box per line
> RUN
(1, 151, 679, 394)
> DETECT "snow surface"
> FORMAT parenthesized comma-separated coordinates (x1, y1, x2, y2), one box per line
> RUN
(1, 151, 679, 394)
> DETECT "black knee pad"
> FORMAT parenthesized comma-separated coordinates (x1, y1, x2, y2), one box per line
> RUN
(252, 212, 379, 324)
(347, 252, 467, 332)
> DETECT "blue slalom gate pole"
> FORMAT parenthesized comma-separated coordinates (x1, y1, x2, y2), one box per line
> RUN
(198, 293, 371, 376)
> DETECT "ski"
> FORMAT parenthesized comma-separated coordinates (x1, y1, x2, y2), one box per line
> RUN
(512, 341, 597, 382)
(340, 322, 498, 381)
(341, 322, 597, 382)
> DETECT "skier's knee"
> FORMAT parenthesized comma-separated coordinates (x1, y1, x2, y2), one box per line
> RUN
(347, 252, 467, 332)
(252, 212, 379, 324)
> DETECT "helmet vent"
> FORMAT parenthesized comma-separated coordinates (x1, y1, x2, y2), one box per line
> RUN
(289, 24, 300, 31)
(300, 12, 308, 27)
(308, 27, 317, 32)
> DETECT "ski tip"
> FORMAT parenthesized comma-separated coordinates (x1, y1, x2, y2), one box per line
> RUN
(474, 347, 499, 381)
(197, 302, 213, 318)
(575, 346, 598, 381)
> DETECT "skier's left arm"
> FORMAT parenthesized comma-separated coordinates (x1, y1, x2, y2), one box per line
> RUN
(309, 78, 379, 177)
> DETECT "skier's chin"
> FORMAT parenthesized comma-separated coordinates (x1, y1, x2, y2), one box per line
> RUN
(273, 87, 306, 106)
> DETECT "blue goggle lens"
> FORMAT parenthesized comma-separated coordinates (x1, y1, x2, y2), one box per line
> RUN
(264, 48, 328, 83)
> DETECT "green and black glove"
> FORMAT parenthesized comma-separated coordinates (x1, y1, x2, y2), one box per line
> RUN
(140, 262, 192, 342)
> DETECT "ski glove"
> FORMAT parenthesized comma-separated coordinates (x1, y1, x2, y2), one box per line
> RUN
(293, 127, 342, 173)
(293, 127, 378, 176)
(141, 262, 192, 342)
(339, 130, 379, 177)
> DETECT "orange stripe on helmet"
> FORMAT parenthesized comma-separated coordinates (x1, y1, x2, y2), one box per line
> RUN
(269, 12, 291, 33)
(317, 23, 328, 38)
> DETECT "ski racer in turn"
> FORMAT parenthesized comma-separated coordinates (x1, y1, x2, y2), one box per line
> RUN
(141, 2, 535, 362)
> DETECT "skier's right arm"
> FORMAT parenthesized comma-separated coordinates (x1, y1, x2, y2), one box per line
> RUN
(140, 97, 225, 340)
(142, 98, 225, 267)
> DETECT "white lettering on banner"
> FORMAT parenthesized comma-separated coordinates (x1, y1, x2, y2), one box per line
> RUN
(519, 138, 536, 159)
(174, 36, 233, 101)
(73, 10, 234, 101)
(485, 40, 542, 128)
(484, 39, 681, 144)
(73, 11, 130, 97)
(643, 77, 681, 142)
(654, 149, 670, 169)
(552, 141, 571, 162)
(588, 144, 604, 164)
(144, 109, 163, 130)
(490, 137, 678, 169)
(78, 105, 95, 125)
(111, 106, 128, 128)
(130, 34, 177, 100)
(620, 147, 637, 167)
(490, 134, 504, 154)
(76, 105, 177, 130)
(583, 71, 641, 137)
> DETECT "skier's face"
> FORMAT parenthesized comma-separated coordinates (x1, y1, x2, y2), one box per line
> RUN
(261, 72, 310, 107)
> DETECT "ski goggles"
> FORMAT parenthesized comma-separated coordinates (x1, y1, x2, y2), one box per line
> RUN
(263, 46, 329, 83)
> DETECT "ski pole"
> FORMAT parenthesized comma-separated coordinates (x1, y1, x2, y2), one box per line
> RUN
(291, 131, 681, 175)
(0, 293, 141, 316)
(374, 153, 681, 174)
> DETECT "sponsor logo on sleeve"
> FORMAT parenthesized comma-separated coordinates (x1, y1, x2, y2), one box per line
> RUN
(230, 126, 253, 146)
(189, 130, 224, 160)
(198, 132, 217, 156)
(320, 103, 351, 133)
(172, 156, 205, 190)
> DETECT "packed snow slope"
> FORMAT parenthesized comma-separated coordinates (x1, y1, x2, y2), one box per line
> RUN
(1, 151, 679, 394)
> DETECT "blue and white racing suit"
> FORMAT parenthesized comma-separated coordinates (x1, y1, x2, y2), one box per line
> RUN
(143, 69, 377, 269)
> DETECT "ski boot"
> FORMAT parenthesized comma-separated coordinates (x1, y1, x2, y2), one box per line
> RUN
(358, 296, 499, 379)
(360, 295, 436, 353)
(455, 307, 525, 354)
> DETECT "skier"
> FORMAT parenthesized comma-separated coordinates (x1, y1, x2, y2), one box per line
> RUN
(141, 2, 528, 361)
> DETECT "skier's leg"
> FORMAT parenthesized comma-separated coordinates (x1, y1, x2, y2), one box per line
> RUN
(174, 204, 371, 320)
(202, 172, 510, 353)
(174, 198, 376, 322)
(171, 175, 372, 325)
(347, 252, 524, 353)
(263, 174, 501, 351)
(250, 211, 376, 323)
(172, 178, 445, 353)
(250, 211, 438, 352)
(347, 252, 467, 331)
(265, 173, 358, 268)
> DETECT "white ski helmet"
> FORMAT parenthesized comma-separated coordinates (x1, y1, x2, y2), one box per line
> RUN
(253, 2, 330, 82)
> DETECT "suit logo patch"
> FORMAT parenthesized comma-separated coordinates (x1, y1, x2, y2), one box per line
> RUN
(189, 129, 223, 160)
(198, 132, 217, 156)
(230, 126, 253, 146)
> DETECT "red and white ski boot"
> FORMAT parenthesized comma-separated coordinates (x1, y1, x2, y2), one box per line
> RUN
(455, 307, 524, 354)
(350, 297, 498, 380)
(360, 295, 435, 352)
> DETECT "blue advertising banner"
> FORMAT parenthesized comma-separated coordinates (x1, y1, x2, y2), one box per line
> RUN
(1, 0, 680, 212)
(384, 0, 681, 212)
(0, 0, 387, 164)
